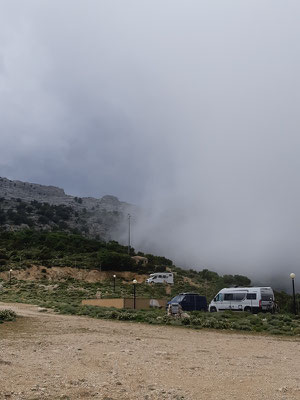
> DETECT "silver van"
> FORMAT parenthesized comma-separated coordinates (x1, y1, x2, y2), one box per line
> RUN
(209, 287, 275, 313)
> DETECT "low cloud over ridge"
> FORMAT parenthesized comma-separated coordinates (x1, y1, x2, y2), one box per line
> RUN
(1, 1, 300, 291)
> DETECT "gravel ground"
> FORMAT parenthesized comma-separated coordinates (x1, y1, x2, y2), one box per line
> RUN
(0, 302, 299, 400)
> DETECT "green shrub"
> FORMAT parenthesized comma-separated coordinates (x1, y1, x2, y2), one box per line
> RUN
(268, 329, 284, 335)
(292, 327, 300, 335)
(181, 317, 191, 325)
(249, 317, 263, 326)
(117, 312, 137, 321)
(58, 305, 78, 315)
(282, 316, 292, 323)
(191, 317, 203, 326)
(231, 321, 252, 331)
(0, 309, 17, 321)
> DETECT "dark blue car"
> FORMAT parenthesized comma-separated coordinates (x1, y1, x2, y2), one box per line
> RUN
(167, 293, 208, 311)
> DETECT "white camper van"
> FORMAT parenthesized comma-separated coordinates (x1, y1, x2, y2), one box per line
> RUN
(146, 272, 174, 284)
(209, 287, 275, 313)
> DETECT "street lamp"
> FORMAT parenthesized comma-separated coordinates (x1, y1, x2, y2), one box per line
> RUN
(133, 279, 137, 309)
(9, 269, 13, 284)
(113, 274, 116, 292)
(290, 273, 296, 315)
(128, 214, 131, 255)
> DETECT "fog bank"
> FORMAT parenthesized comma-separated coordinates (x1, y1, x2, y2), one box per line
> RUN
(1, 1, 300, 291)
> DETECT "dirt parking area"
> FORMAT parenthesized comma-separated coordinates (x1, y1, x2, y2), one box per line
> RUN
(0, 302, 299, 400)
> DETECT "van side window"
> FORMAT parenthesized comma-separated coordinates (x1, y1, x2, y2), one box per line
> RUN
(233, 293, 246, 301)
(224, 293, 233, 300)
(246, 293, 256, 300)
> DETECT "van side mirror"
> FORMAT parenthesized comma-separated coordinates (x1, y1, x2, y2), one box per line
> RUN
(214, 297, 217, 302)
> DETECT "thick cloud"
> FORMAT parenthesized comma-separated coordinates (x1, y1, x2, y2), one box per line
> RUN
(1, 1, 300, 291)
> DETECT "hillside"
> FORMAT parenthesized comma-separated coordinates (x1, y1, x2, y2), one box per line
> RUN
(0, 229, 250, 294)
(0, 177, 136, 240)
(1, 228, 298, 313)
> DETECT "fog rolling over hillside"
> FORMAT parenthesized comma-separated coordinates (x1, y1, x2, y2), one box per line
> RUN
(1, 2, 300, 293)
(132, 196, 300, 294)
(0, 175, 298, 293)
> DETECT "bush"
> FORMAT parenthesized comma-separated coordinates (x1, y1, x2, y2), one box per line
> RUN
(99, 251, 135, 272)
(233, 323, 252, 331)
(181, 317, 191, 325)
(117, 312, 137, 321)
(0, 309, 17, 322)
(292, 327, 300, 335)
(268, 329, 284, 335)
(58, 305, 78, 315)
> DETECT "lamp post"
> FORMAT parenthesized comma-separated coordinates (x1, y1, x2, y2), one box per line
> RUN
(133, 279, 137, 309)
(9, 269, 13, 284)
(290, 273, 296, 315)
(128, 214, 131, 255)
(113, 274, 116, 293)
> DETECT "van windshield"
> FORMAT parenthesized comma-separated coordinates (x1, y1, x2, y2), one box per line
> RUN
(171, 295, 184, 303)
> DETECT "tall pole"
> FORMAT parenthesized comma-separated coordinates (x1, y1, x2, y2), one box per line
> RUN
(290, 273, 296, 315)
(113, 274, 116, 293)
(133, 279, 137, 309)
(292, 279, 296, 315)
(128, 213, 131, 255)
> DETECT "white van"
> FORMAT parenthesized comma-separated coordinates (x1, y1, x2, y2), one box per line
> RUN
(209, 287, 275, 313)
(146, 272, 174, 284)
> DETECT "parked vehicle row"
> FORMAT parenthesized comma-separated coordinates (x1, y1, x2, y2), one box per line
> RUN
(166, 287, 276, 313)
(145, 272, 276, 314)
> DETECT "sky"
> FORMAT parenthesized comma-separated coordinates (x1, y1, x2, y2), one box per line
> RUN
(1, 1, 300, 291)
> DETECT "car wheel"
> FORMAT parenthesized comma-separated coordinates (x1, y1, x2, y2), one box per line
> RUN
(210, 307, 217, 312)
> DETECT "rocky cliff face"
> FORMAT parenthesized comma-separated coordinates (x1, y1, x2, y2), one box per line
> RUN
(0, 177, 136, 241)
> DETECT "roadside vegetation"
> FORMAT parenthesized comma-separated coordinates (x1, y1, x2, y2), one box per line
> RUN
(0, 279, 299, 336)
(0, 229, 299, 336)
(0, 309, 17, 324)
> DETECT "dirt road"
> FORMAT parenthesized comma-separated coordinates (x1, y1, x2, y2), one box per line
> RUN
(0, 302, 299, 400)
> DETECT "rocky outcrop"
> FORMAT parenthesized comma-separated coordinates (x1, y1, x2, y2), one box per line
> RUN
(0, 177, 136, 241)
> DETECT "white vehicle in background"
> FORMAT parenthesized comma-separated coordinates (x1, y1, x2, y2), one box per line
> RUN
(146, 272, 174, 284)
(209, 287, 275, 313)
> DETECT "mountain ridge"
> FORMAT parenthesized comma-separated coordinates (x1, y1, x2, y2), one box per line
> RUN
(0, 176, 136, 241)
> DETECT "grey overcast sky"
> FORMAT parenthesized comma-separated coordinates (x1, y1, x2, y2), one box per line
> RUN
(1, 1, 300, 290)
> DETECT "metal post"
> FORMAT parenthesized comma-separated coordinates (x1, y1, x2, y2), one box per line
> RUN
(290, 273, 297, 315)
(127, 214, 131, 255)
(133, 279, 137, 309)
(113, 275, 116, 293)
(9, 269, 12, 283)
(134, 284, 136, 309)
(292, 278, 296, 315)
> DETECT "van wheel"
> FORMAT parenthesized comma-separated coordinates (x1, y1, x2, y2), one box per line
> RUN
(210, 307, 217, 313)
(244, 307, 251, 313)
